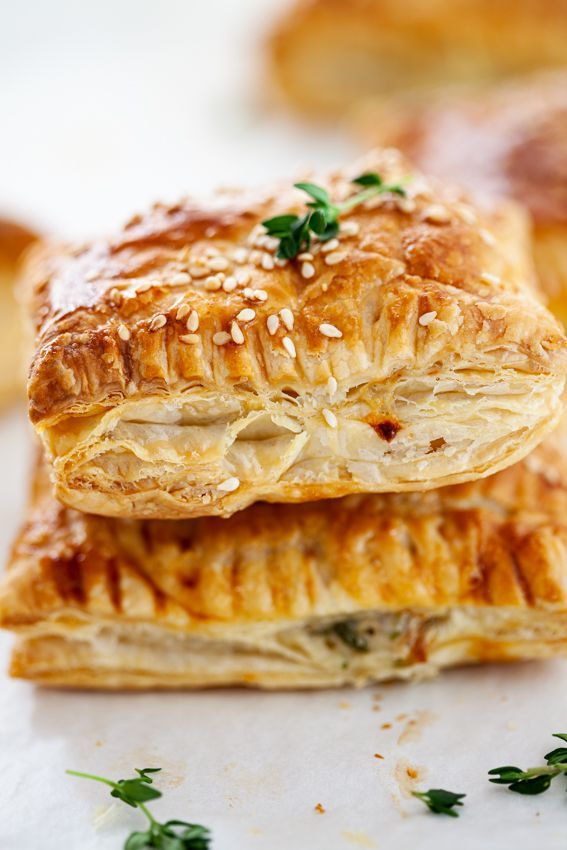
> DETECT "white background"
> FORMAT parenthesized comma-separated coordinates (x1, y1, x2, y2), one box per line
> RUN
(1, 2, 567, 848)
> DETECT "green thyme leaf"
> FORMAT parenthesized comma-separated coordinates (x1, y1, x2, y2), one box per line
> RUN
(412, 788, 466, 817)
(332, 620, 369, 653)
(544, 747, 567, 765)
(352, 173, 383, 187)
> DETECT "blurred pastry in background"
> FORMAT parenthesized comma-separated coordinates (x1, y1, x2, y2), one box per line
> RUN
(4, 432, 567, 689)
(0, 218, 37, 409)
(268, 0, 567, 117)
(354, 71, 567, 322)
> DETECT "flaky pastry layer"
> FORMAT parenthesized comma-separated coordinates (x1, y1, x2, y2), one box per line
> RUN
(3, 429, 567, 689)
(268, 0, 567, 116)
(24, 151, 567, 518)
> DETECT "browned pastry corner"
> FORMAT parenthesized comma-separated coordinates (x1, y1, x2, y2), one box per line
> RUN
(355, 72, 567, 323)
(0, 218, 38, 408)
(22, 150, 567, 520)
(268, 0, 567, 116)
(3, 429, 567, 689)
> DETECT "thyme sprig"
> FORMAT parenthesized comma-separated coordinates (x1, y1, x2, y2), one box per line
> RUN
(489, 733, 567, 795)
(262, 172, 406, 259)
(67, 767, 211, 849)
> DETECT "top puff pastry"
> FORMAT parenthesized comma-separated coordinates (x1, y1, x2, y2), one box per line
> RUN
(24, 150, 567, 519)
(356, 72, 567, 322)
(268, 0, 567, 116)
(0, 218, 37, 408)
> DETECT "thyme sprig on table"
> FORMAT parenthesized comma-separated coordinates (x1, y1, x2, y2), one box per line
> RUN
(412, 788, 466, 817)
(67, 767, 211, 850)
(262, 172, 406, 259)
(489, 733, 567, 795)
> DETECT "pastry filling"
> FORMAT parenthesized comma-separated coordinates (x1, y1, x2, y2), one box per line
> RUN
(23, 606, 567, 685)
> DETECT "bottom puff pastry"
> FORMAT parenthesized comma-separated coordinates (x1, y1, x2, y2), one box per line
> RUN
(2, 434, 567, 690)
(0, 218, 37, 407)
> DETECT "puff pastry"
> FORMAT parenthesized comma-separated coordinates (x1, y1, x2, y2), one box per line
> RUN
(24, 151, 567, 519)
(268, 0, 567, 116)
(356, 72, 567, 323)
(0, 218, 37, 408)
(4, 432, 567, 690)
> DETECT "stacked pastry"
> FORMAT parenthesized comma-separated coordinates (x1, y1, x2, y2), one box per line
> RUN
(3, 150, 567, 689)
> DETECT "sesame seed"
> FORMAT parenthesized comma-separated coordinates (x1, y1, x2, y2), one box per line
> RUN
(237, 308, 255, 322)
(189, 265, 208, 279)
(204, 276, 222, 291)
(233, 248, 249, 264)
(149, 314, 167, 331)
(298, 252, 314, 261)
(341, 221, 359, 237)
(205, 226, 216, 238)
(321, 238, 339, 253)
(480, 229, 497, 246)
(208, 256, 229, 272)
(109, 287, 122, 303)
(236, 270, 251, 286)
(230, 321, 244, 344)
(301, 262, 316, 279)
(264, 236, 279, 252)
(282, 336, 296, 358)
(170, 272, 191, 284)
(223, 276, 237, 292)
(179, 333, 200, 344)
(397, 197, 416, 214)
(327, 375, 338, 396)
(254, 234, 268, 248)
(117, 324, 131, 341)
(136, 281, 153, 293)
(322, 408, 337, 428)
(218, 476, 240, 492)
(275, 257, 288, 268)
(261, 253, 275, 270)
(324, 251, 347, 266)
(319, 323, 342, 339)
(267, 314, 280, 335)
(213, 331, 231, 346)
(279, 308, 294, 331)
(249, 250, 262, 265)
(176, 303, 191, 321)
(204, 246, 220, 258)
(186, 310, 199, 332)
(243, 287, 254, 299)
(253, 289, 268, 302)
(458, 206, 477, 225)
(419, 311, 437, 327)
(480, 272, 501, 285)
(422, 205, 450, 224)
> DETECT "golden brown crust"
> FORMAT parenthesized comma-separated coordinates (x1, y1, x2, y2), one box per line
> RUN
(268, 0, 567, 116)
(22, 151, 567, 518)
(356, 73, 567, 318)
(0, 218, 38, 408)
